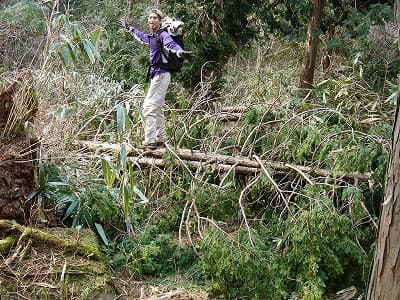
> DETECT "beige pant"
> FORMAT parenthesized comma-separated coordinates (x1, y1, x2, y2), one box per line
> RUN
(142, 72, 171, 144)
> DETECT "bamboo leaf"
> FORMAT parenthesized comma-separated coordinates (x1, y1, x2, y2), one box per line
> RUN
(38, 194, 43, 206)
(120, 143, 127, 171)
(102, 158, 116, 187)
(90, 28, 103, 45)
(52, 13, 65, 26)
(88, 41, 102, 61)
(94, 223, 108, 245)
(46, 181, 69, 187)
(64, 199, 79, 218)
(82, 39, 95, 64)
(121, 185, 131, 221)
(117, 105, 126, 139)
(68, 42, 79, 63)
(386, 91, 398, 104)
(59, 44, 73, 66)
(128, 161, 135, 192)
(65, 16, 72, 34)
(26, 190, 40, 202)
(134, 186, 149, 204)
(74, 26, 85, 41)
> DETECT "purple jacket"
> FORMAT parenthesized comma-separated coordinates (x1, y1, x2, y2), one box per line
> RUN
(128, 26, 183, 79)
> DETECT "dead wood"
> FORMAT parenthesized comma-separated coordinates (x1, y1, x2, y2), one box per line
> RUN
(130, 156, 260, 174)
(0, 219, 102, 260)
(216, 105, 249, 113)
(77, 140, 373, 184)
(206, 112, 242, 122)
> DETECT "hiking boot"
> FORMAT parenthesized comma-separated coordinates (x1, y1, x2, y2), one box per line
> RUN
(154, 141, 166, 148)
(141, 141, 165, 150)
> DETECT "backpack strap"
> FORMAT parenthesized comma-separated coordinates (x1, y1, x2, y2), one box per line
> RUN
(155, 29, 169, 62)
(145, 65, 151, 82)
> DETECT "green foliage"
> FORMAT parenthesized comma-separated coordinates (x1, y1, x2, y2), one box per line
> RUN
(101, 153, 148, 233)
(241, 107, 283, 154)
(0, 0, 48, 33)
(103, 29, 149, 85)
(72, 183, 120, 230)
(199, 228, 280, 300)
(51, 13, 103, 67)
(343, 4, 393, 38)
(270, 118, 389, 185)
(108, 225, 197, 276)
(191, 184, 240, 223)
(281, 191, 370, 298)
(27, 162, 72, 206)
(14, 1, 393, 296)
(90, 0, 150, 85)
(257, 0, 312, 38)
(27, 162, 133, 244)
(199, 185, 374, 299)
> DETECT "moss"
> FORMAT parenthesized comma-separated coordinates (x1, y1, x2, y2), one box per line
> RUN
(0, 220, 119, 298)
(0, 236, 15, 254)
(0, 219, 102, 260)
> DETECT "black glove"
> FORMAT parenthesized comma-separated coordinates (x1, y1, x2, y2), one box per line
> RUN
(120, 18, 130, 30)
(177, 50, 195, 60)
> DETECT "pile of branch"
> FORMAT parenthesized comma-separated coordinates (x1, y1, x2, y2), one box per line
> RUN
(77, 140, 372, 185)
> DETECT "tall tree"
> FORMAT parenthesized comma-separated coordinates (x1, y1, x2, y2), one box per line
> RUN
(396, 0, 400, 54)
(367, 4, 400, 297)
(299, 0, 324, 90)
(367, 87, 400, 300)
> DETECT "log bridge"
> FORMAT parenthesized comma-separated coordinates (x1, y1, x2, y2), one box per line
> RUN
(77, 140, 372, 185)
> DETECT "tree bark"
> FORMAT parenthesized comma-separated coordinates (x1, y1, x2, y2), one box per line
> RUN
(299, 0, 324, 90)
(396, 0, 400, 54)
(367, 95, 400, 300)
(367, 2, 400, 297)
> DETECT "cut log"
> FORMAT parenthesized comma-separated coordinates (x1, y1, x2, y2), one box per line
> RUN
(76, 140, 372, 183)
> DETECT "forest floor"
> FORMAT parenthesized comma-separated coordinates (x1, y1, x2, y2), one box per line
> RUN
(0, 79, 211, 299)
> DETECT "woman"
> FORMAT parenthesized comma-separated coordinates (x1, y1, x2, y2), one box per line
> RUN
(120, 9, 192, 149)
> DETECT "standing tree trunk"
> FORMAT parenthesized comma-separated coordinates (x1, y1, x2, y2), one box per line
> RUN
(367, 91, 400, 300)
(396, 0, 400, 54)
(299, 0, 324, 90)
(368, 2, 400, 297)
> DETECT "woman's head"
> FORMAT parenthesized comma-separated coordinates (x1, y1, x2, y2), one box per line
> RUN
(148, 8, 163, 32)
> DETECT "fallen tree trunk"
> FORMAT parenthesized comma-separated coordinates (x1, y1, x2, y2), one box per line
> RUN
(76, 140, 372, 183)
(205, 112, 242, 122)
(216, 105, 249, 113)
(130, 156, 260, 174)
(0, 219, 102, 260)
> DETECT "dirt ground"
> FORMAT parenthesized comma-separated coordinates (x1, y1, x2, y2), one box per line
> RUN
(0, 77, 36, 224)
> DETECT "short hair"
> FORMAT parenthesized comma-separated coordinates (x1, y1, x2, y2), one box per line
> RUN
(150, 8, 164, 20)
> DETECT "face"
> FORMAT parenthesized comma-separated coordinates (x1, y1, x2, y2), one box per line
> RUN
(148, 13, 161, 32)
